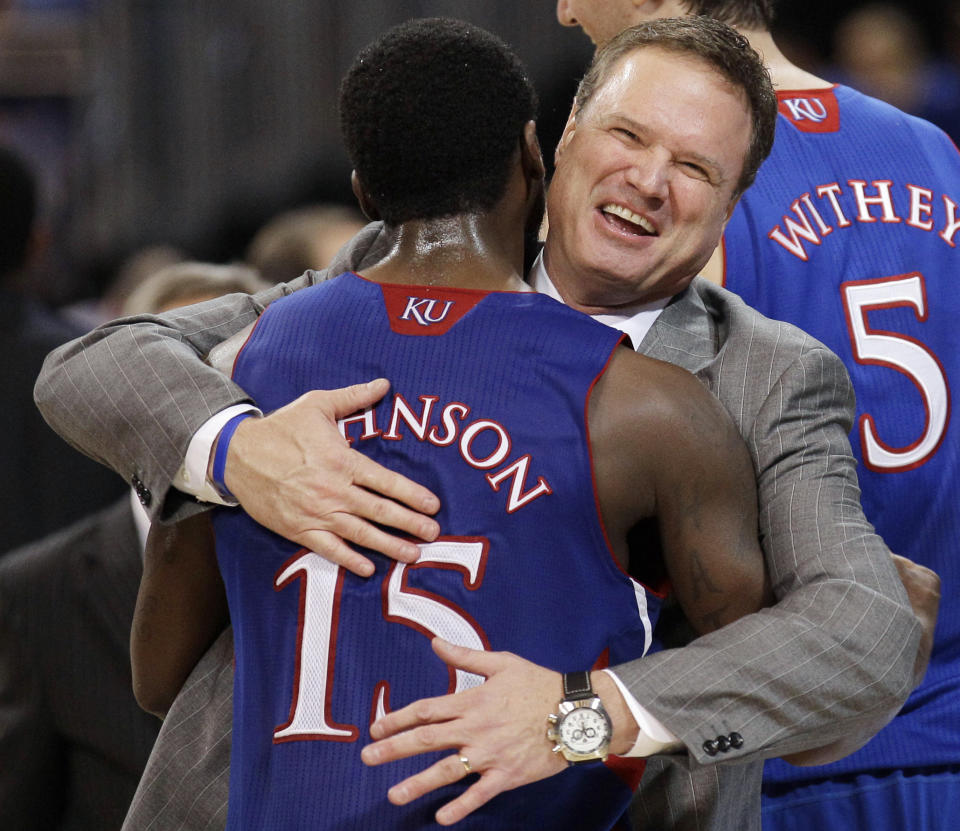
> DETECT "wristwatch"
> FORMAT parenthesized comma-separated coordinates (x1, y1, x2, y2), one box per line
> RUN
(546, 671, 613, 764)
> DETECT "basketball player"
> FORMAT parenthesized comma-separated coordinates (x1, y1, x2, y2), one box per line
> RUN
(132, 18, 769, 830)
(555, 2, 954, 828)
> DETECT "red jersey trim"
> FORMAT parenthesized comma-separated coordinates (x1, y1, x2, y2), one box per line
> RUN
(352, 271, 533, 336)
(777, 86, 840, 134)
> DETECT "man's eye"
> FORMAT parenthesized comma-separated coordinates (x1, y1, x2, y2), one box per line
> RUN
(681, 161, 709, 179)
(613, 127, 639, 141)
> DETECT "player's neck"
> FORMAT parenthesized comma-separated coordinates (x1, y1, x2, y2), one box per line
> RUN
(361, 215, 529, 292)
(739, 27, 833, 92)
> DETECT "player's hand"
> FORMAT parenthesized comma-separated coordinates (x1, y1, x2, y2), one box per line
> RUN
(361, 639, 566, 826)
(222, 379, 440, 576)
(892, 553, 940, 687)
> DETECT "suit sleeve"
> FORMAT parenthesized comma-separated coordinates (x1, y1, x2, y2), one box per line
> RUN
(34, 223, 388, 524)
(613, 345, 921, 766)
(33, 280, 297, 523)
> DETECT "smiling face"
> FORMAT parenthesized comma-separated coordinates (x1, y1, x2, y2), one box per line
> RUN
(543, 46, 752, 310)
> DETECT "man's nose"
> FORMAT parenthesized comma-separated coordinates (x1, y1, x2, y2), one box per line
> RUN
(556, 0, 576, 27)
(625, 153, 669, 202)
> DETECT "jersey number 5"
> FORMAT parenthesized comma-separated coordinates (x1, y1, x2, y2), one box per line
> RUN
(272, 538, 489, 743)
(842, 273, 951, 472)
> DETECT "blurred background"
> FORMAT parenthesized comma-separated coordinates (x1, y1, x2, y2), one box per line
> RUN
(2, 0, 957, 305)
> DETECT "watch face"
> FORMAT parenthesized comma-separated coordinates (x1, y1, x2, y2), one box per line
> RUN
(559, 706, 609, 754)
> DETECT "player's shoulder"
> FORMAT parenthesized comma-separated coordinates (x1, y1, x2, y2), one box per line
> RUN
(600, 344, 720, 426)
(773, 84, 954, 151)
(506, 289, 620, 327)
(835, 84, 955, 147)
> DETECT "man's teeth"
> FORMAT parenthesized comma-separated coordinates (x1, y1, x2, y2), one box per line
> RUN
(602, 204, 655, 234)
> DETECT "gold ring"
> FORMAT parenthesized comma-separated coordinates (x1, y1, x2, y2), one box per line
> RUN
(459, 754, 472, 774)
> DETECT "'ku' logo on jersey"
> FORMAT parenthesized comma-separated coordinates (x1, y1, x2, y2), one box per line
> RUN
(400, 296, 455, 326)
(379, 282, 484, 335)
(777, 89, 840, 134)
(782, 97, 828, 122)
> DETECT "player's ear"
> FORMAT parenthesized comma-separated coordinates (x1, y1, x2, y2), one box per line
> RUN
(351, 170, 381, 221)
(521, 121, 546, 187)
(520, 121, 547, 237)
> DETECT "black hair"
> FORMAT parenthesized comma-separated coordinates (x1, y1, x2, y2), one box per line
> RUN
(0, 145, 36, 279)
(575, 16, 777, 197)
(339, 18, 538, 225)
(680, 1, 775, 30)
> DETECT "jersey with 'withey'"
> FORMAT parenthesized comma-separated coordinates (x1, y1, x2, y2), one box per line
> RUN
(722, 84, 960, 782)
(213, 272, 660, 830)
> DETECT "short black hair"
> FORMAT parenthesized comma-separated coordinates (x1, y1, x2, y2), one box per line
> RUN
(680, 1, 775, 30)
(0, 145, 36, 279)
(339, 18, 538, 225)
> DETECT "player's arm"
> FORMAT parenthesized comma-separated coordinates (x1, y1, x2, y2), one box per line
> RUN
(131, 512, 228, 718)
(652, 374, 772, 633)
(591, 349, 772, 633)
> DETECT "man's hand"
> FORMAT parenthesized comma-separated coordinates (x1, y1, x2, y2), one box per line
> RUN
(222, 379, 440, 576)
(892, 553, 940, 687)
(361, 639, 566, 826)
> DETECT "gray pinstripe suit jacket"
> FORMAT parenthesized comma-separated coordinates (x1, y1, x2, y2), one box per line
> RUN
(36, 224, 919, 830)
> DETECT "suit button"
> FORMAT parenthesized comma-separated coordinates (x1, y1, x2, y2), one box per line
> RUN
(132, 475, 152, 508)
(702, 739, 720, 756)
(716, 735, 730, 752)
(729, 732, 743, 749)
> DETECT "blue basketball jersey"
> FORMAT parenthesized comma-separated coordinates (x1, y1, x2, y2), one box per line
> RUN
(213, 273, 660, 830)
(722, 86, 960, 781)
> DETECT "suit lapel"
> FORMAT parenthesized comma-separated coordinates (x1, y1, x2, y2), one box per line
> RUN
(638, 279, 720, 375)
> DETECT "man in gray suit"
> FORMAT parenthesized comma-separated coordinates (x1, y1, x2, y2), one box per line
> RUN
(37, 18, 922, 831)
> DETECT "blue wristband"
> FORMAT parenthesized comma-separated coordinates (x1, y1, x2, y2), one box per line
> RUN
(212, 412, 255, 501)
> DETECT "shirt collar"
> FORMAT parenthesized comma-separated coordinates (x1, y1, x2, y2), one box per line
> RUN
(529, 251, 668, 349)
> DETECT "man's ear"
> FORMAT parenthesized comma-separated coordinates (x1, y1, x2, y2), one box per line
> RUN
(351, 170, 381, 221)
(554, 105, 579, 167)
(723, 192, 742, 226)
(521, 121, 546, 188)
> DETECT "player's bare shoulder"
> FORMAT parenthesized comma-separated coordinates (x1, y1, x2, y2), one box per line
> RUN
(589, 344, 740, 460)
(589, 344, 768, 629)
(587, 344, 738, 537)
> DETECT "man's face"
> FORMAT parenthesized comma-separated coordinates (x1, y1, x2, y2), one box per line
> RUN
(544, 47, 751, 310)
(556, 0, 644, 46)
